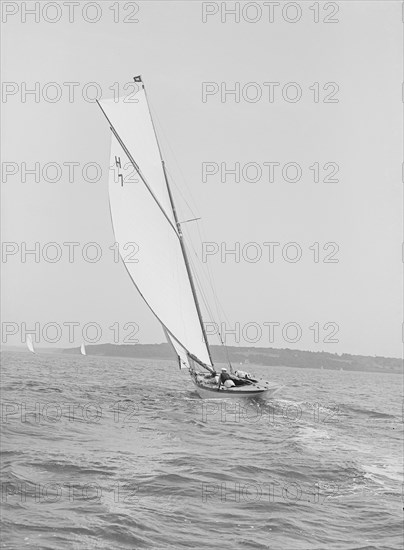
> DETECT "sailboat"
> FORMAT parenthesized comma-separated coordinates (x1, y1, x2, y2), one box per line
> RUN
(97, 76, 276, 399)
(80, 342, 86, 356)
(26, 334, 36, 354)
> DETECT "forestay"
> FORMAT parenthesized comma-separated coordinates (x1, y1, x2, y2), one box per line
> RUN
(99, 86, 212, 369)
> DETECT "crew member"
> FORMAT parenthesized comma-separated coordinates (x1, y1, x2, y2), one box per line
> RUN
(218, 367, 234, 389)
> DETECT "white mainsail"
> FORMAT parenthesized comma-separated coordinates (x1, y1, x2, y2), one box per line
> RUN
(98, 78, 213, 371)
(26, 334, 36, 354)
(80, 342, 86, 356)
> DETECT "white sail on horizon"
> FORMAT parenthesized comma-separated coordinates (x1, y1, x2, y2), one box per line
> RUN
(80, 342, 86, 356)
(99, 83, 212, 369)
(26, 334, 36, 354)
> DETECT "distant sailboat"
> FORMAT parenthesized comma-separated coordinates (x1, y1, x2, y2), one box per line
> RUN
(97, 76, 275, 398)
(80, 342, 86, 356)
(26, 334, 36, 354)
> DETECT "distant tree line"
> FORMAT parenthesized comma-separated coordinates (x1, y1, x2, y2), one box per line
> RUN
(63, 343, 402, 374)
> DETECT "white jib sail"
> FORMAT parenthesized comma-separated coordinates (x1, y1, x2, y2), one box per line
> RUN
(26, 334, 36, 354)
(99, 86, 212, 369)
(80, 343, 86, 356)
(164, 328, 191, 370)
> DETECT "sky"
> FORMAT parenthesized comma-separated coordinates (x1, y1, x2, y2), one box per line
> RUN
(1, 1, 402, 357)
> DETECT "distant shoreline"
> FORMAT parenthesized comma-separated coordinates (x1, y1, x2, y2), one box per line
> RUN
(3, 343, 401, 374)
(60, 343, 402, 374)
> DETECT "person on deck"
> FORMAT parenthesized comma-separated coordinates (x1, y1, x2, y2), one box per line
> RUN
(206, 370, 217, 378)
(204, 369, 219, 385)
(218, 368, 235, 389)
(235, 370, 257, 383)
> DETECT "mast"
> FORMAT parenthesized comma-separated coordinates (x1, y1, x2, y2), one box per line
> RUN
(96, 99, 178, 237)
(139, 76, 214, 369)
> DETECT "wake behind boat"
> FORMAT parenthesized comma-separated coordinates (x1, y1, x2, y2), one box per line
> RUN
(97, 76, 274, 399)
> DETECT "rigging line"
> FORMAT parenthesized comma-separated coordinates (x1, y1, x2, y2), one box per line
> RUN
(186, 254, 231, 367)
(158, 147, 225, 323)
(163, 164, 230, 335)
(187, 242, 233, 370)
(182, 217, 233, 341)
(169, 178, 234, 367)
(180, 232, 221, 335)
(146, 96, 233, 366)
(144, 99, 216, 300)
(142, 79, 214, 368)
(194, 222, 230, 325)
(189, 264, 216, 333)
(181, 224, 222, 328)
(181, 236, 215, 324)
(178, 212, 234, 370)
(178, 211, 235, 369)
(184, 238, 233, 369)
(164, 164, 225, 325)
(144, 95, 200, 218)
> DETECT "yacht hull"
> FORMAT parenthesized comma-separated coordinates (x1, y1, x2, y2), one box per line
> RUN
(191, 377, 279, 399)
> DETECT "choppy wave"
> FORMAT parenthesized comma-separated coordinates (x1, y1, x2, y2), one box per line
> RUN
(1, 352, 402, 549)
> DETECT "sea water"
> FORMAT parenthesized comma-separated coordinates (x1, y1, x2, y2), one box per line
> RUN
(1, 351, 402, 549)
